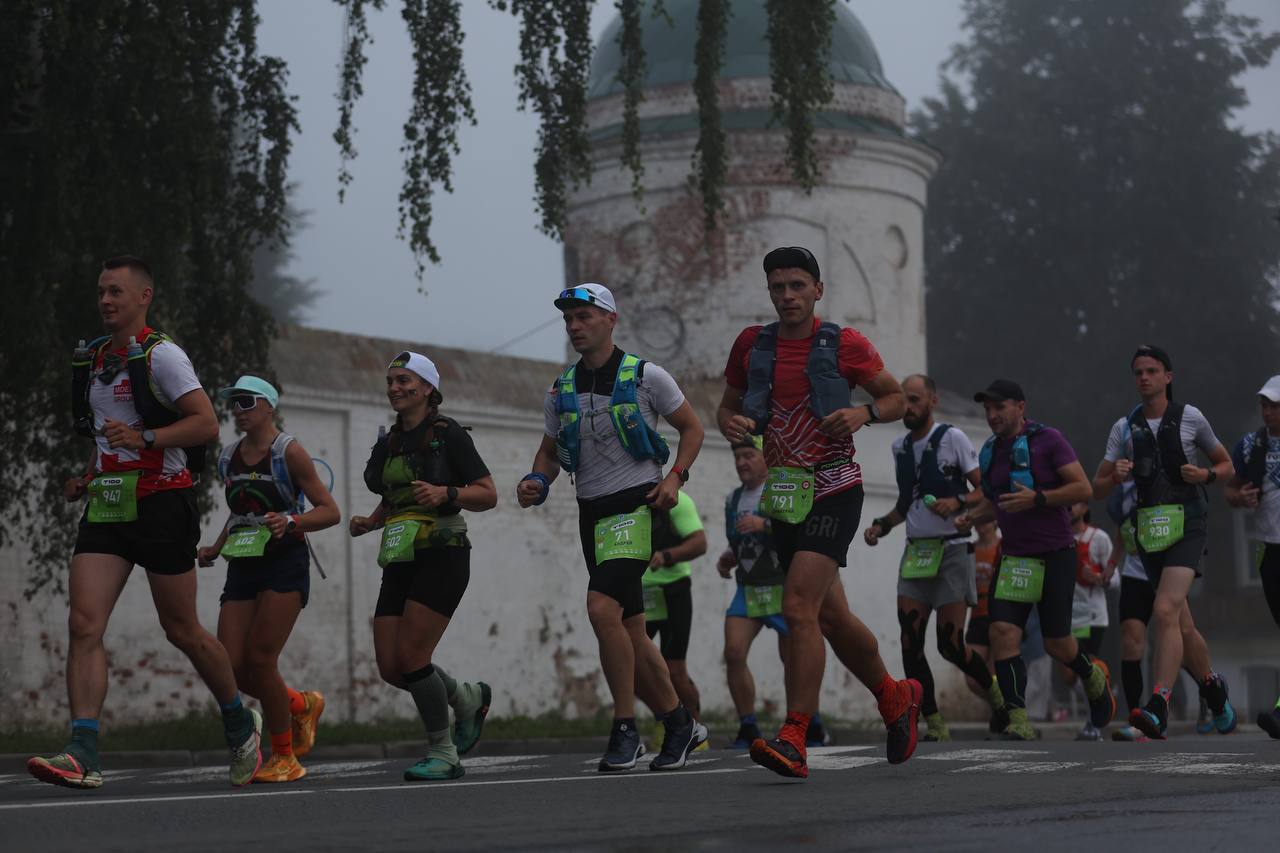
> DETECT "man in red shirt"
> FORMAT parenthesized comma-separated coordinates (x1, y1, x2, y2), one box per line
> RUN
(717, 246, 918, 778)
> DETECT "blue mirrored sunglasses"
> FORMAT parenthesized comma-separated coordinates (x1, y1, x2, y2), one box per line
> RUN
(558, 287, 601, 306)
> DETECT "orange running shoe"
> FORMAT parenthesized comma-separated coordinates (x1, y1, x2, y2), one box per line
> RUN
(27, 752, 103, 789)
(253, 752, 306, 783)
(291, 690, 325, 758)
(881, 678, 923, 765)
(749, 718, 809, 778)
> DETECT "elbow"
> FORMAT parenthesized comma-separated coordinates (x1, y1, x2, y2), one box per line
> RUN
(198, 415, 220, 444)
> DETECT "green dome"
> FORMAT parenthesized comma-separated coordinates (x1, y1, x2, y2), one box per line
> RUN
(588, 0, 897, 100)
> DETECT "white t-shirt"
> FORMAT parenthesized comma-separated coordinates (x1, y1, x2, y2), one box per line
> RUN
(89, 340, 203, 480)
(543, 356, 685, 501)
(734, 482, 768, 575)
(1103, 405, 1221, 467)
(1232, 432, 1280, 544)
(891, 423, 980, 542)
(1072, 526, 1114, 630)
(1114, 481, 1149, 581)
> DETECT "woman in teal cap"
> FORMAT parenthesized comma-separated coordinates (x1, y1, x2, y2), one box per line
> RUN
(349, 351, 497, 781)
(198, 375, 340, 783)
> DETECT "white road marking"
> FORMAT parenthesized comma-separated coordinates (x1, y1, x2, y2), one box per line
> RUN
(302, 761, 393, 777)
(952, 761, 1083, 774)
(1096, 753, 1280, 776)
(146, 766, 227, 784)
(0, 789, 310, 811)
(915, 749, 1050, 762)
(806, 755, 882, 770)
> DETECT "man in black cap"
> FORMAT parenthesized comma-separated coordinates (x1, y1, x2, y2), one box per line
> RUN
(957, 379, 1112, 740)
(1090, 347, 1236, 739)
(718, 246, 918, 779)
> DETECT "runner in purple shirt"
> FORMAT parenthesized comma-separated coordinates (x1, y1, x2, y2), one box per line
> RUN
(956, 380, 1113, 740)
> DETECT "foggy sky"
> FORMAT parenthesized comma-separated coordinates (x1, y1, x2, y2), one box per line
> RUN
(257, 0, 1280, 363)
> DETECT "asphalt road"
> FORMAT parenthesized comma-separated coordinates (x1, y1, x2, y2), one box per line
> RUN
(3, 737, 1278, 851)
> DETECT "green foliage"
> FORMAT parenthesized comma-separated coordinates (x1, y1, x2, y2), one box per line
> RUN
(693, 0, 731, 233)
(615, 0, 647, 205)
(333, 0, 385, 202)
(0, 0, 296, 596)
(765, 0, 837, 190)
(913, 0, 1280, 456)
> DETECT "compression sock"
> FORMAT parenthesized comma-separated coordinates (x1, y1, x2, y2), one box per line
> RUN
(220, 695, 253, 745)
(779, 711, 811, 750)
(740, 713, 759, 728)
(66, 719, 100, 772)
(270, 729, 293, 758)
(1121, 659, 1143, 712)
(287, 688, 306, 716)
(995, 656, 1028, 710)
(1066, 651, 1095, 681)
(403, 665, 451, 736)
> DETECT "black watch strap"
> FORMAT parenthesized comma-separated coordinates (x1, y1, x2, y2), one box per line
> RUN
(1034, 490, 1047, 508)
(446, 486, 459, 503)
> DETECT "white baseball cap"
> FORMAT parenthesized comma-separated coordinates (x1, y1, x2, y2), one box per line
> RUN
(388, 351, 441, 390)
(554, 282, 617, 314)
(1258, 375, 1280, 402)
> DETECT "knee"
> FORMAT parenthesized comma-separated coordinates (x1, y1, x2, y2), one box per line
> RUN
(782, 597, 819, 630)
(1152, 597, 1181, 626)
(67, 606, 107, 647)
(1043, 636, 1074, 661)
(586, 596, 622, 631)
(936, 623, 966, 666)
(160, 618, 204, 653)
(989, 621, 1019, 650)
(377, 660, 402, 687)
(724, 643, 748, 668)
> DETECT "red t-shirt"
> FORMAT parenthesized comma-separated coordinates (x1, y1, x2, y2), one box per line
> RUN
(724, 318, 884, 499)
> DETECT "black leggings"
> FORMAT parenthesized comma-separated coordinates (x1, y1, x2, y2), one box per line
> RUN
(1260, 543, 1280, 628)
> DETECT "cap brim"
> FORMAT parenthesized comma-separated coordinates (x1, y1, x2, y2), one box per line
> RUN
(973, 392, 1007, 403)
(1259, 389, 1280, 403)
(553, 297, 588, 310)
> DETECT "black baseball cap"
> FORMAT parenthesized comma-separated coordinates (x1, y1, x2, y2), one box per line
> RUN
(1131, 344, 1172, 371)
(763, 246, 821, 281)
(973, 379, 1025, 403)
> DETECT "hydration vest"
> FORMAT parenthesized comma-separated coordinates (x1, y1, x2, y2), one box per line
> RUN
(71, 329, 207, 473)
(363, 416, 465, 514)
(978, 422, 1046, 498)
(1244, 426, 1273, 490)
(554, 353, 670, 474)
(1127, 403, 1200, 507)
(893, 424, 968, 516)
(217, 432, 305, 517)
(741, 321, 849, 434)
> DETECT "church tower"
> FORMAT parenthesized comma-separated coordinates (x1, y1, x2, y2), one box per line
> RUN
(564, 0, 940, 379)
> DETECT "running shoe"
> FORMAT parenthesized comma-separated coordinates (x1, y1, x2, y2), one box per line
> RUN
(1111, 725, 1149, 742)
(253, 752, 306, 783)
(1256, 709, 1280, 739)
(452, 681, 491, 755)
(805, 717, 831, 747)
(692, 737, 711, 752)
(291, 690, 325, 758)
(728, 723, 761, 750)
(922, 712, 951, 743)
(650, 716, 707, 771)
(1129, 706, 1167, 741)
(988, 705, 1011, 735)
(749, 735, 808, 778)
(229, 708, 263, 787)
(1075, 722, 1102, 742)
(26, 752, 103, 789)
(1083, 660, 1116, 729)
(1000, 708, 1039, 741)
(598, 719, 644, 772)
(404, 750, 464, 782)
(1204, 675, 1237, 734)
(882, 678, 923, 764)
(1195, 697, 1213, 734)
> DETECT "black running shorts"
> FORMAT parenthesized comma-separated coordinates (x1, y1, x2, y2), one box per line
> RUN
(987, 546, 1077, 639)
(73, 488, 199, 575)
(577, 484, 655, 620)
(645, 576, 692, 660)
(375, 544, 471, 619)
(771, 485, 864, 570)
(1119, 575, 1155, 625)
(222, 540, 311, 608)
(1138, 512, 1207, 585)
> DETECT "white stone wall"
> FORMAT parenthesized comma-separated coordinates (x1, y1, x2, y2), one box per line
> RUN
(0, 375, 991, 727)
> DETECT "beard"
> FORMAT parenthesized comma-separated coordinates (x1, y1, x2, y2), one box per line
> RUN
(903, 411, 926, 430)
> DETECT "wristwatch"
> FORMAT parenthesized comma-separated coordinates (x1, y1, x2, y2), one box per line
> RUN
(142, 429, 156, 450)
(1205, 468, 1217, 484)
(662, 550, 674, 567)
(446, 486, 459, 504)
(286, 516, 298, 534)
(671, 465, 690, 483)
(1033, 490, 1047, 508)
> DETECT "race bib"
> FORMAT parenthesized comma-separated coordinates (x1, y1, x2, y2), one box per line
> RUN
(745, 584, 784, 618)
(1120, 519, 1137, 555)
(901, 539, 945, 580)
(87, 471, 140, 523)
(1072, 626, 1091, 640)
(1136, 504, 1184, 553)
(379, 519, 424, 568)
(759, 467, 814, 524)
(994, 555, 1046, 603)
(221, 526, 271, 559)
(643, 585, 668, 622)
(594, 507, 652, 564)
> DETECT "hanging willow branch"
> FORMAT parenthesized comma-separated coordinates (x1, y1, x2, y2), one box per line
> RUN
(400, 0, 476, 274)
(765, 0, 836, 190)
(492, 0, 594, 240)
(334, 0, 383, 201)
(615, 0, 647, 204)
(693, 0, 731, 233)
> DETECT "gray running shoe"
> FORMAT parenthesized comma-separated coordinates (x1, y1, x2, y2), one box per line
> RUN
(598, 719, 644, 772)
(650, 716, 708, 771)
(229, 708, 263, 787)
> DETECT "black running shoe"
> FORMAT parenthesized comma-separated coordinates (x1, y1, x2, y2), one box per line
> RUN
(1258, 709, 1280, 740)
(989, 705, 1010, 735)
(598, 719, 644, 772)
(1129, 702, 1168, 741)
(650, 715, 707, 771)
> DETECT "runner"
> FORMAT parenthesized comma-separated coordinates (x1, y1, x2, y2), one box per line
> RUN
(964, 518, 1007, 733)
(1090, 345, 1236, 739)
(966, 379, 1114, 741)
(863, 374, 1005, 742)
(28, 256, 261, 789)
(516, 283, 708, 772)
(349, 351, 497, 781)
(643, 490, 708, 745)
(1226, 375, 1280, 737)
(195, 375, 340, 782)
(1065, 503, 1114, 741)
(717, 436, 830, 749)
(717, 245, 919, 779)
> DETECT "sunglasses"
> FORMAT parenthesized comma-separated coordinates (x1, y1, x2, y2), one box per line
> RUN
(558, 287, 605, 307)
(230, 395, 263, 411)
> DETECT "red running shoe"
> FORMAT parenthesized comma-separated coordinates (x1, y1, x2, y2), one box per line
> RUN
(881, 678, 923, 765)
(749, 736, 808, 778)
